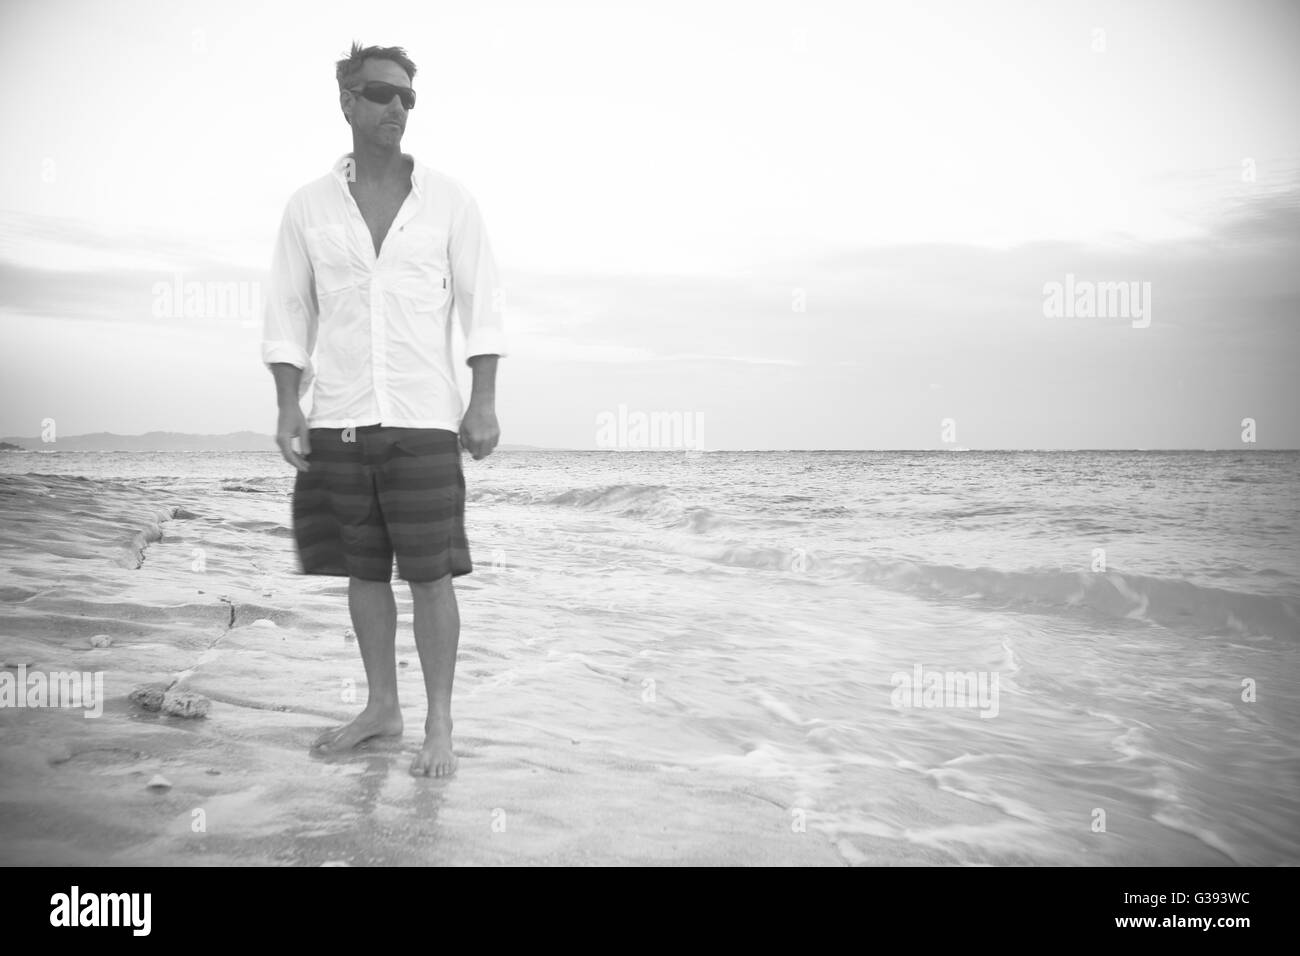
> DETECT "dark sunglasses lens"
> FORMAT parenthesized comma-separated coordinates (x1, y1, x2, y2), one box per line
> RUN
(362, 84, 415, 110)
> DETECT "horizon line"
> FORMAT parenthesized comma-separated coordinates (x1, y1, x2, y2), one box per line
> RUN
(1, 434, 1294, 454)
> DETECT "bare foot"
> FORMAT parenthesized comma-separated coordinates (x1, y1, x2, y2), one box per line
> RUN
(313, 705, 403, 753)
(410, 716, 457, 777)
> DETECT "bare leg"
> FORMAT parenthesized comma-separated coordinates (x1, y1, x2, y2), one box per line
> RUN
(408, 574, 459, 776)
(313, 575, 404, 751)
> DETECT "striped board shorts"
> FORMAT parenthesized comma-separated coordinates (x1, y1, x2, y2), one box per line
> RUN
(291, 425, 473, 583)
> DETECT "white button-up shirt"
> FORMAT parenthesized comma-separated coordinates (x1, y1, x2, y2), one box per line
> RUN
(261, 152, 507, 430)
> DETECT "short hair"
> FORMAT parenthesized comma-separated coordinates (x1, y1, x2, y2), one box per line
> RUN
(335, 40, 417, 91)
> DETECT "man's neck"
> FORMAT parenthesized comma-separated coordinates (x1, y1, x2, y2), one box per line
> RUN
(349, 143, 410, 188)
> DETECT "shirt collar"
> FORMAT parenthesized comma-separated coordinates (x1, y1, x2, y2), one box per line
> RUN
(332, 152, 424, 199)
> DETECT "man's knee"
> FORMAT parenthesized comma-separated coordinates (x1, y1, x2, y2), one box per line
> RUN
(408, 573, 452, 595)
(350, 574, 394, 588)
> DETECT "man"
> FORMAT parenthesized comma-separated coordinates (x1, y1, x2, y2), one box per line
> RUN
(261, 42, 506, 777)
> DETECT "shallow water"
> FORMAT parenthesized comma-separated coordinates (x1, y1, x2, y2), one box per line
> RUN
(2, 449, 1296, 864)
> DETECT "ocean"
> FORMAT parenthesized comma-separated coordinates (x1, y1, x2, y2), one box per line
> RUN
(1, 449, 1296, 865)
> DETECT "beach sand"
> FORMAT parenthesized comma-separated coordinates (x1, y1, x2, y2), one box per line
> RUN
(0, 472, 876, 865)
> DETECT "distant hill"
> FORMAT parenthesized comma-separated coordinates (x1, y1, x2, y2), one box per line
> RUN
(0, 432, 551, 452)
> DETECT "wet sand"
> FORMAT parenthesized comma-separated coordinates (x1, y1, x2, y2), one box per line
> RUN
(0, 473, 858, 866)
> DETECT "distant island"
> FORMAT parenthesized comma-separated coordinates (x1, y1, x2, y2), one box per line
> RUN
(0, 432, 551, 452)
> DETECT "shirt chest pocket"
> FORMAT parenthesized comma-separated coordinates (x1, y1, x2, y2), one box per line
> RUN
(304, 224, 354, 296)
(392, 224, 451, 311)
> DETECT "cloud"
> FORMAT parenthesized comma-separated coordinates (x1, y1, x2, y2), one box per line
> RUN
(2, 174, 1296, 371)
(0, 211, 248, 274)
(1215, 184, 1300, 247)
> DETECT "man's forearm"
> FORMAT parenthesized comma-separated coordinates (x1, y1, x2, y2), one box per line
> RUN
(468, 354, 498, 408)
(269, 362, 302, 410)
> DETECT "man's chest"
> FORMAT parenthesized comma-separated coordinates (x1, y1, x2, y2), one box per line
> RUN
(348, 181, 412, 257)
(303, 189, 451, 309)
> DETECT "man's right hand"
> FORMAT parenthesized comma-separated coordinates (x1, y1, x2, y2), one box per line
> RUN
(276, 406, 312, 472)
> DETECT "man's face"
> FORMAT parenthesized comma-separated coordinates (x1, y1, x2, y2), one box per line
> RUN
(342, 58, 413, 143)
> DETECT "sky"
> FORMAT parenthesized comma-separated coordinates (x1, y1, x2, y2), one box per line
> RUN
(0, 0, 1297, 449)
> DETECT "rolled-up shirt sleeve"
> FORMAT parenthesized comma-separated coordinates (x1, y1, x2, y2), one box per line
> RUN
(261, 193, 318, 396)
(449, 195, 508, 364)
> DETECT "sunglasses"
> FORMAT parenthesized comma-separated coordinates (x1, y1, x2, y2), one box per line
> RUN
(347, 81, 416, 111)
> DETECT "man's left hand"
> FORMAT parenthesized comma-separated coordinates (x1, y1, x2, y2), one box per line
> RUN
(459, 402, 500, 460)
